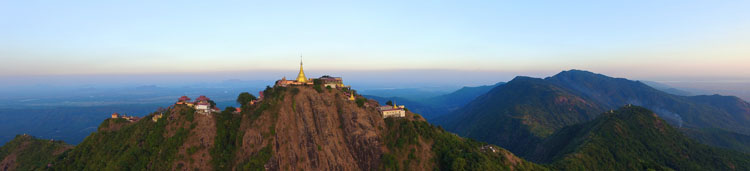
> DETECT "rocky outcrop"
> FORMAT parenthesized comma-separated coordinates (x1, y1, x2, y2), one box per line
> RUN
(237, 87, 386, 170)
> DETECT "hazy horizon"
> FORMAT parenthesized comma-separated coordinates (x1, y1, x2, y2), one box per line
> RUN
(3, 69, 750, 90)
(2, 69, 749, 103)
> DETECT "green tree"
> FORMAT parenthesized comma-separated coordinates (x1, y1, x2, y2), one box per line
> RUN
(313, 79, 323, 85)
(236, 92, 257, 107)
(313, 85, 324, 93)
(386, 100, 394, 106)
(291, 88, 300, 95)
(356, 98, 367, 107)
(451, 158, 467, 171)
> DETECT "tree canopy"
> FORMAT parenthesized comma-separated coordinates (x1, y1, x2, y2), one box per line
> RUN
(236, 92, 257, 107)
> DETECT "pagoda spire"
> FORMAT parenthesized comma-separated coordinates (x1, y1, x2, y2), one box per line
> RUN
(296, 55, 307, 83)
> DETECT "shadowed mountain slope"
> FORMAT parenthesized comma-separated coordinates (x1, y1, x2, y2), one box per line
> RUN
(532, 106, 750, 170)
(546, 70, 750, 134)
(441, 76, 604, 155)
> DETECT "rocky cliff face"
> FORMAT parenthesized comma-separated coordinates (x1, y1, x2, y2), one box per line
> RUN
(236, 86, 386, 170)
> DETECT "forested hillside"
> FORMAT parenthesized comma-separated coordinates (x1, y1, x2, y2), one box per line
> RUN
(0, 86, 540, 171)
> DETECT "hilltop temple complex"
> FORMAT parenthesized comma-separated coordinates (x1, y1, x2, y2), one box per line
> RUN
(111, 59, 406, 122)
(104, 58, 409, 124)
(113, 57, 406, 121)
(275, 57, 349, 89)
(276, 57, 313, 86)
(274, 57, 405, 118)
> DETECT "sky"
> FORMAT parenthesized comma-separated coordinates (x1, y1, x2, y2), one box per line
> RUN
(1, 0, 750, 82)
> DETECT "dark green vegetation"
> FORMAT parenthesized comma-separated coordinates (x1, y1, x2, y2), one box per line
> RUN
(0, 135, 71, 170)
(533, 106, 750, 170)
(355, 97, 367, 107)
(313, 78, 325, 93)
(382, 117, 545, 171)
(0, 104, 162, 145)
(239, 145, 272, 170)
(682, 128, 750, 153)
(236, 92, 257, 107)
(441, 70, 750, 155)
(53, 107, 194, 170)
(211, 107, 244, 169)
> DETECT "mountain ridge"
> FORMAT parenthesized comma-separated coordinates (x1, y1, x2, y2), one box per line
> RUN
(441, 69, 750, 155)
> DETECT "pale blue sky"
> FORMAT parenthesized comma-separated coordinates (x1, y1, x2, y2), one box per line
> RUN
(2, 0, 749, 79)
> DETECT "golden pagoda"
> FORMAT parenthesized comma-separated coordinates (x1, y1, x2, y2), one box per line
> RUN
(296, 56, 307, 83)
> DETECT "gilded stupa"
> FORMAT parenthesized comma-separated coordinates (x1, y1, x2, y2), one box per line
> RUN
(296, 56, 307, 83)
(274, 55, 318, 87)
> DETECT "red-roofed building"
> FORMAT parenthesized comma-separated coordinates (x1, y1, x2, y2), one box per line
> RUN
(195, 95, 210, 102)
(194, 95, 213, 114)
(250, 91, 264, 105)
(176, 96, 192, 105)
(111, 113, 119, 119)
(179, 96, 191, 102)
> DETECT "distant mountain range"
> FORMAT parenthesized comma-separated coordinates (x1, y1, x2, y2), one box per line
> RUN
(364, 82, 503, 120)
(439, 70, 750, 154)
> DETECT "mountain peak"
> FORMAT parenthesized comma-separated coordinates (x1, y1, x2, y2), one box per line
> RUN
(506, 76, 546, 84)
(550, 69, 607, 79)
